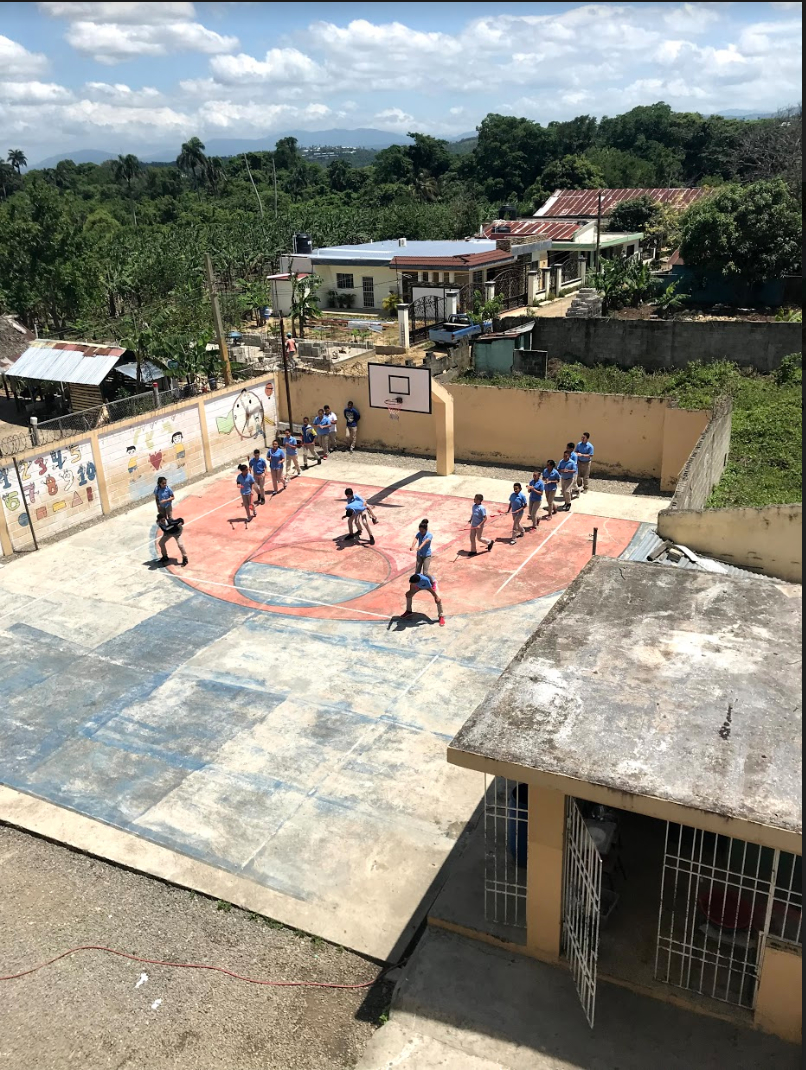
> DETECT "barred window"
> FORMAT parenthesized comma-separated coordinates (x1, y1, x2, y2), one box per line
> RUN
(336, 273, 354, 289)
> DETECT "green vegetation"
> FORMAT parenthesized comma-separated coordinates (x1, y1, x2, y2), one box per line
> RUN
(460, 360, 802, 509)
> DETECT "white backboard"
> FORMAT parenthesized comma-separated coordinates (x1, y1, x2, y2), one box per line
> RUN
(367, 363, 432, 414)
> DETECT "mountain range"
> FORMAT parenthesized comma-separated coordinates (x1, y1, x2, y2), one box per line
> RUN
(30, 128, 478, 170)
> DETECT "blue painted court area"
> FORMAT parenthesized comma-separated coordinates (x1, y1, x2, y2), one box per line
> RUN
(0, 470, 642, 958)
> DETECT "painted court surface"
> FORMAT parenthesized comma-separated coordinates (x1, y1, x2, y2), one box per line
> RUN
(0, 460, 650, 960)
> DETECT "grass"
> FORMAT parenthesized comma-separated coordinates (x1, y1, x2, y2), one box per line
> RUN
(458, 358, 803, 509)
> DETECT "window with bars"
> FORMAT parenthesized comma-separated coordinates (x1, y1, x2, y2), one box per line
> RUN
(362, 277, 375, 308)
(483, 775, 527, 930)
(336, 273, 354, 289)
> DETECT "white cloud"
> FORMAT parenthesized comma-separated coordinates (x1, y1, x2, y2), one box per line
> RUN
(373, 107, 416, 132)
(210, 48, 321, 85)
(39, 2, 195, 22)
(0, 81, 72, 104)
(0, 34, 49, 77)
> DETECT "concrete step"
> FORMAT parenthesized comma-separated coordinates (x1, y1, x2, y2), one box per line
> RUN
(356, 1019, 507, 1070)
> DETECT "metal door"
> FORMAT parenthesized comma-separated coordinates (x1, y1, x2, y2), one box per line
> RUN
(562, 799, 603, 1028)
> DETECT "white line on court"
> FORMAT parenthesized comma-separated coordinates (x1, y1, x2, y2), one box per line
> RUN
(188, 576, 390, 620)
(0, 491, 244, 625)
(495, 512, 572, 596)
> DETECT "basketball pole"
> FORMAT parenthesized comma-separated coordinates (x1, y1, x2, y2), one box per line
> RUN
(432, 380, 455, 477)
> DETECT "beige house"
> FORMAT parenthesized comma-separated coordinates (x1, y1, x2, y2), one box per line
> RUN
(446, 557, 802, 1044)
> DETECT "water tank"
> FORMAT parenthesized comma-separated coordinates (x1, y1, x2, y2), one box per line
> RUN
(294, 233, 313, 254)
(499, 204, 518, 220)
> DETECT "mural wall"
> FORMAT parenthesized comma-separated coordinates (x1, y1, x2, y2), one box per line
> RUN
(205, 382, 276, 468)
(100, 407, 205, 512)
(0, 440, 102, 550)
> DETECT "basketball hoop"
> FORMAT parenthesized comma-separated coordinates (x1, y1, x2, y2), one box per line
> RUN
(385, 397, 404, 421)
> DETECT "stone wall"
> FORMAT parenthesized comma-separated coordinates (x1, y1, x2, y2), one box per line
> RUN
(663, 396, 733, 512)
(495, 317, 802, 372)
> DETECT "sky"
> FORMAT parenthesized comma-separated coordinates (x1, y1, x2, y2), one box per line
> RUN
(0, 1, 802, 163)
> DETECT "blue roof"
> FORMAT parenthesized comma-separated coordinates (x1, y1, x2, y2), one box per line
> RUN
(311, 239, 497, 264)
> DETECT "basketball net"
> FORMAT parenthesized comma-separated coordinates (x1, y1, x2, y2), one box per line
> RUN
(385, 402, 402, 421)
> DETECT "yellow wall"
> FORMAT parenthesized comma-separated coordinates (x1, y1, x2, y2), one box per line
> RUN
(755, 939, 802, 1043)
(0, 374, 277, 553)
(657, 503, 802, 583)
(278, 372, 709, 483)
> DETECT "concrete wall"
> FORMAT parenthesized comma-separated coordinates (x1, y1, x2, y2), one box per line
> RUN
(657, 502, 803, 583)
(500, 317, 802, 372)
(0, 374, 277, 556)
(661, 397, 733, 510)
(277, 371, 709, 488)
(315, 264, 397, 311)
(755, 939, 802, 1044)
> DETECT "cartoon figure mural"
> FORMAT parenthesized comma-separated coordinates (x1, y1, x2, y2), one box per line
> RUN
(126, 445, 138, 476)
(105, 413, 199, 505)
(171, 431, 186, 467)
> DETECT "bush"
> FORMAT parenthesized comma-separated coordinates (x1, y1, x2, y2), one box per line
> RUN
(554, 365, 586, 391)
(774, 352, 802, 386)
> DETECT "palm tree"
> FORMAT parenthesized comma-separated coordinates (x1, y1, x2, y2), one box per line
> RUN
(7, 149, 27, 174)
(111, 153, 142, 225)
(205, 155, 226, 194)
(176, 137, 207, 193)
(413, 169, 439, 203)
(290, 273, 322, 340)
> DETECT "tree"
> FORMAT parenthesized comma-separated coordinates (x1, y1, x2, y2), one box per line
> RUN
(327, 158, 352, 193)
(473, 114, 554, 201)
(406, 132, 451, 179)
(737, 106, 802, 193)
(412, 170, 439, 203)
(289, 272, 322, 339)
(549, 115, 598, 157)
(0, 161, 14, 200)
(583, 147, 656, 188)
(111, 154, 142, 224)
(679, 179, 802, 287)
(607, 195, 661, 233)
(176, 137, 207, 191)
(7, 149, 27, 174)
(540, 154, 604, 192)
(204, 156, 226, 194)
(373, 144, 413, 185)
(273, 136, 300, 172)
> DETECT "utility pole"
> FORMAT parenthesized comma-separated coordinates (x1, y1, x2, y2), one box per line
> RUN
(278, 307, 294, 431)
(594, 189, 603, 273)
(204, 252, 232, 387)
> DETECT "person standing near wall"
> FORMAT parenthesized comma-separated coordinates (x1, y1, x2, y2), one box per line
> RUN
(527, 471, 545, 529)
(410, 519, 433, 574)
(469, 494, 494, 554)
(154, 476, 174, 518)
(542, 460, 560, 517)
(285, 334, 297, 362)
(283, 428, 301, 478)
(344, 401, 361, 452)
(249, 448, 268, 504)
(575, 432, 594, 492)
(268, 438, 287, 494)
(301, 417, 320, 468)
(314, 408, 330, 459)
(323, 405, 338, 454)
(558, 449, 578, 512)
(157, 513, 188, 566)
(565, 442, 581, 498)
(236, 464, 257, 522)
(506, 483, 527, 543)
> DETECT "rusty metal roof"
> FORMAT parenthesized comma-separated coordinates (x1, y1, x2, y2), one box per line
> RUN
(483, 219, 583, 240)
(390, 249, 514, 270)
(535, 188, 710, 218)
(8, 338, 128, 386)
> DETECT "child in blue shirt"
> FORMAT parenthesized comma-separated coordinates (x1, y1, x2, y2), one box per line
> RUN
(344, 401, 360, 452)
(469, 493, 493, 554)
(154, 477, 174, 518)
(313, 409, 330, 458)
(558, 449, 578, 511)
(283, 429, 301, 478)
(507, 483, 527, 544)
(402, 573, 445, 627)
(268, 438, 287, 495)
(527, 471, 545, 529)
(236, 464, 256, 522)
(249, 449, 268, 504)
(566, 442, 581, 499)
(343, 488, 375, 545)
(575, 432, 594, 492)
(410, 518, 433, 574)
(300, 417, 320, 468)
(541, 461, 560, 517)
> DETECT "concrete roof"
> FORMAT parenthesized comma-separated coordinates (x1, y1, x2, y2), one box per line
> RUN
(449, 558, 802, 838)
(535, 187, 709, 218)
(8, 339, 127, 386)
(311, 239, 498, 265)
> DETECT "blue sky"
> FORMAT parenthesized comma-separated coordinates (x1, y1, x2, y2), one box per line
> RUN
(1, 2, 802, 161)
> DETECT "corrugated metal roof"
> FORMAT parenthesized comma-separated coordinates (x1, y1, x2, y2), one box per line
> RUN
(116, 361, 166, 382)
(7, 338, 127, 386)
(620, 523, 780, 581)
(535, 188, 710, 218)
(483, 219, 582, 240)
(390, 249, 514, 270)
(311, 239, 497, 264)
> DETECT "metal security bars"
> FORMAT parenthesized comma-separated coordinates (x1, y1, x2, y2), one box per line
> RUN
(483, 776, 527, 929)
(654, 824, 801, 1010)
(562, 798, 603, 1028)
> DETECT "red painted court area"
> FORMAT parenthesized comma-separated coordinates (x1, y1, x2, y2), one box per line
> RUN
(169, 476, 640, 620)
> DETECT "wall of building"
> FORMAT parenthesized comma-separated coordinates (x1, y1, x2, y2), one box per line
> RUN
(0, 375, 277, 556)
(661, 398, 732, 509)
(755, 939, 802, 1044)
(657, 502, 802, 583)
(500, 317, 802, 372)
(276, 371, 708, 486)
(314, 264, 397, 311)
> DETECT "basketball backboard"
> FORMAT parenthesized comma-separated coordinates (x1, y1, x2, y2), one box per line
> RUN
(367, 362, 432, 414)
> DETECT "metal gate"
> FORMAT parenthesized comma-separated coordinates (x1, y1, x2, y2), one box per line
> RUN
(492, 262, 527, 310)
(654, 823, 802, 1010)
(409, 295, 443, 343)
(562, 799, 602, 1028)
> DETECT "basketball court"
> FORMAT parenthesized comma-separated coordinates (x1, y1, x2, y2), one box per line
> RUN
(0, 366, 665, 961)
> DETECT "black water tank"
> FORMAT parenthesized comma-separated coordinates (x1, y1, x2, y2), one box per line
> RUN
(294, 233, 313, 254)
(499, 204, 518, 220)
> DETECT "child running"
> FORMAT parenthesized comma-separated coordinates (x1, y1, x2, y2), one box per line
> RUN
(268, 438, 287, 494)
(154, 476, 175, 518)
(469, 494, 494, 554)
(283, 428, 301, 478)
(402, 573, 445, 627)
(410, 518, 433, 574)
(343, 488, 375, 545)
(236, 464, 256, 522)
(249, 448, 268, 504)
(506, 483, 527, 543)
(527, 471, 544, 529)
(300, 417, 320, 468)
(542, 460, 561, 517)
